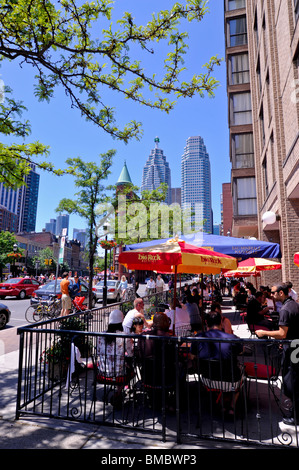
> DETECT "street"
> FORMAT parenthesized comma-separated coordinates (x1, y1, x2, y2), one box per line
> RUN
(0, 297, 31, 329)
(0, 282, 173, 354)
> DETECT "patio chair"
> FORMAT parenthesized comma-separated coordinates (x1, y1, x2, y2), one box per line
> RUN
(198, 358, 245, 416)
(243, 341, 284, 413)
(89, 350, 135, 410)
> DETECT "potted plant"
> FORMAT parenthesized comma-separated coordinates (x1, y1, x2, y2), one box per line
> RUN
(41, 340, 69, 382)
(40, 315, 91, 381)
(99, 239, 117, 250)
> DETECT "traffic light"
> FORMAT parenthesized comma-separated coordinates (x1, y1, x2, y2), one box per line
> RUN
(49, 259, 53, 265)
(45, 259, 48, 265)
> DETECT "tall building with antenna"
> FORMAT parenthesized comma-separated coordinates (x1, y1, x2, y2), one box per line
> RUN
(141, 137, 171, 205)
(181, 136, 212, 233)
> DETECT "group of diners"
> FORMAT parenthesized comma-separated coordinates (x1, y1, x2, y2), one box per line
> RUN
(94, 276, 299, 426)
(96, 296, 237, 411)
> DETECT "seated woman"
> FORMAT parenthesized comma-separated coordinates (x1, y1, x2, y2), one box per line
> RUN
(166, 298, 191, 336)
(96, 309, 133, 407)
(210, 301, 233, 335)
(138, 313, 177, 409)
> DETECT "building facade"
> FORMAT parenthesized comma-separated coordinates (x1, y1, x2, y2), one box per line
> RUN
(224, 0, 257, 239)
(0, 164, 40, 232)
(141, 137, 171, 205)
(181, 136, 212, 234)
(224, 0, 299, 288)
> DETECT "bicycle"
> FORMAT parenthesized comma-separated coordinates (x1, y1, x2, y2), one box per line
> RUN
(122, 286, 135, 302)
(25, 295, 61, 323)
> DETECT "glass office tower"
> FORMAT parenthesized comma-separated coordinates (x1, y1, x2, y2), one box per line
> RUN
(141, 137, 171, 205)
(181, 136, 212, 233)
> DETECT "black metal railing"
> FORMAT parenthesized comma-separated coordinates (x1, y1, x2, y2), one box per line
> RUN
(16, 301, 299, 448)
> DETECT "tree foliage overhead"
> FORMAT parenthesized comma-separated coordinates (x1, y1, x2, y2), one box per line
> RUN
(0, 0, 221, 144)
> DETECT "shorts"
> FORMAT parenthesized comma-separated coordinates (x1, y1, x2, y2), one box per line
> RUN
(62, 294, 72, 310)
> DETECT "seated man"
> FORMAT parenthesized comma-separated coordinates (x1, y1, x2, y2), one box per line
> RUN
(246, 291, 273, 329)
(122, 298, 152, 334)
(192, 311, 242, 362)
(191, 312, 243, 415)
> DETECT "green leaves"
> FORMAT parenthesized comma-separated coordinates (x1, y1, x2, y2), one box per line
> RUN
(0, 0, 221, 142)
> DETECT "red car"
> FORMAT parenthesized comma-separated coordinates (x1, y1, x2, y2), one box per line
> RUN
(0, 277, 40, 299)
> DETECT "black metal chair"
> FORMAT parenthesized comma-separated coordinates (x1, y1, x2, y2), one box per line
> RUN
(243, 341, 284, 413)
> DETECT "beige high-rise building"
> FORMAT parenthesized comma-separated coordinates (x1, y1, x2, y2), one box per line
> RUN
(224, 0, 299, 290)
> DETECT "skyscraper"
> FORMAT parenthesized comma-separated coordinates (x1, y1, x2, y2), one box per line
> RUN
(181, 136, 212, 233)
(141, 137, 171, 205)
(0, 164, 40, 232)
(45, 218, 57, 234)
(56, 214, 69, 236)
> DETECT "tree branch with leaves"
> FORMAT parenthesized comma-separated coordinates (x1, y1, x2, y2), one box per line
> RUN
(0, 0, 221, 144)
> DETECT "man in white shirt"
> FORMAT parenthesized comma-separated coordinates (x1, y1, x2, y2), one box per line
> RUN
(146, 276, 156, 294)
(155, 274, 165, 293)
(122, 298, 152, 333)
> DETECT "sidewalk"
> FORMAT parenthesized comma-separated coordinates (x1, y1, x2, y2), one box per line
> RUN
(0, 300, 256, 450)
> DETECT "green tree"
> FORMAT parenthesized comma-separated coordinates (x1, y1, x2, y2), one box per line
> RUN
(55, 151, 114, 307)
(0, 0, 221, 184)
(0, 231, 22, 279)
(33, 247, 56, 273)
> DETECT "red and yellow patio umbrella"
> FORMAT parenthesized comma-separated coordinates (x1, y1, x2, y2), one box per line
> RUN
(236, 257, 282, 274)
(294, 253, 299, 267)
(119, 237, 238, 275)
(224, 257, 281, 279)
(119, 237, 237, 327)
(224, 270, 261, 278)
(224, 257, 281, 288)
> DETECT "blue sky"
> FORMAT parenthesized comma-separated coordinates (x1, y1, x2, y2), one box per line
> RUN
(1, 0, 230, 237)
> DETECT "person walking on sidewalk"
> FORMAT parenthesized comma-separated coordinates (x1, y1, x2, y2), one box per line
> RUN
(60, 272, 71, 317)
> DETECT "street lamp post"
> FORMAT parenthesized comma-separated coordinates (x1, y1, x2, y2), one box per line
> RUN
(102, 223, 111, 307)
(13, 243, 18, 277)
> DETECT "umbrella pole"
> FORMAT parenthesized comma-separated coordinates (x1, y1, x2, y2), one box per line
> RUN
(200, 274, 205, 331)
(173, 266, 177, 334)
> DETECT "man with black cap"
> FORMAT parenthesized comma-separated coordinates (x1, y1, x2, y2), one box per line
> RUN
(256, 283, 299, 425)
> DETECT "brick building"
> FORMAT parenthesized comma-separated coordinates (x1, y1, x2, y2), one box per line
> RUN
(224, 0, 299, 290)
(15, 231, 88, 275)
(221, 183, 234, 236)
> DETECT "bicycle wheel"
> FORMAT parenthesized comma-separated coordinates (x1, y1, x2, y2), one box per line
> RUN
(33, 305, 45, 322)
(47, 301, 61, 318)
(25, 305, 43, 323)
(127, 289, 135, 302)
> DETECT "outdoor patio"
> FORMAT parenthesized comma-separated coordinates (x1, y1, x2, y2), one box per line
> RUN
(15, 295, 299, 448)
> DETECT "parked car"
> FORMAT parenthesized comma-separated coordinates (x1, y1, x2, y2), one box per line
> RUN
(94, 279, 122, 303)
(30, 279, 97, 307)
(0, 302, 11, 329)
(0, 277, 40, 299)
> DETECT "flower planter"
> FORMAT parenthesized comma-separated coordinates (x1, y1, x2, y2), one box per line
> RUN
(48, 361, 68, 382)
